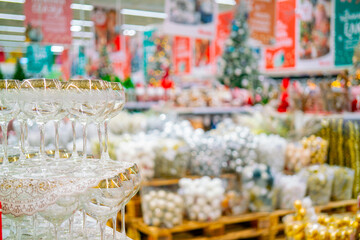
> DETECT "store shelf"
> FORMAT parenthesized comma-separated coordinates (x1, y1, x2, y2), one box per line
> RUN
(124, 101, 159, 110)
(141, 174, 237, 187)
(153, 106, 254, 115)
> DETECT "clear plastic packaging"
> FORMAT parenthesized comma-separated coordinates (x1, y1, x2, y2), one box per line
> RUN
(179, 177, 224, 222)
(211, 123, 257, 174)
(300, 165, 334, 206)
(331, 166, 354, 201)
(141, 185, 184, 228)
(242, 163, 276, 212)
(188, 135, 224, 177)
(154, 138, 189, 179)
(222, 176, 249, 215)
(285, 142, 311, 173)
(301, 135, 328, 165)
(277, 174, 307, 209)
(255, 133, 287, 172)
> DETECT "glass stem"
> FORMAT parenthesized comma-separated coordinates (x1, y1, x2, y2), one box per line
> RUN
(32, 215, 37, 239)
(82, 209, 86, 237)
(121, 205, 126, 235)
(104, 119, 109, 159)
(1, 122, 9, 166)
(54, 120, 60, 160)
(54, 225, 59, 240)
(71, 120, 78, 158)
(97, 123, 103, 160)
(19, 120, 26, 160)
(112, 215, 117, 240)
(100, 221, 106, 240)
(82, 122, 87, 162)
(69, 215, 74, 240)
(38, 123, 46, 161)
(15, 220, 21, 240)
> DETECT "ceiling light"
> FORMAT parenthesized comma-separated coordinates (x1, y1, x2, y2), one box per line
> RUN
(121, 9, 167, 19)
(51, 45, 64, 53)
(121, 24, 151, 31)
(71, 3, 93, 11)
(0, 13, 25, 21)
(72, 31, 93, 38)
(0, 34, 25, 41)
(215, 0, 236, 5)
(123, 29, 136, 36)
(0, 26, 25, 33)
(0, 0, 24, 3)
(0, 40, 25, 47)
(71, 20, 94, 27)
(70, 25, 82, 32)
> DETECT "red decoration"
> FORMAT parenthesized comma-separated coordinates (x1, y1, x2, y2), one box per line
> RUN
(277, 78, 290, 112)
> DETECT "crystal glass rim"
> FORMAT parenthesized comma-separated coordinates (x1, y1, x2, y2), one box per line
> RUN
(20, 78, 61, 89)
(65, 79, 109, 90)
(0, 79, 20, 89)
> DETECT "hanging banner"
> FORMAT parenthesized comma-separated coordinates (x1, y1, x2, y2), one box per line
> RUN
(297, 0, 333, 69)
(111, 36, 131, 79)
(26, 44, 53, 74)
(24, 0, 72, 44)
(335, 0, 360, 66)
(215, 10, 234, 58)
(265, 0, 296, 70)
(92, 7, 121, 51)
(164, 0, 217, 39)
(143, 30, 156, 81)
(173, 36, 192, 75)
(248, 0, 277, 46)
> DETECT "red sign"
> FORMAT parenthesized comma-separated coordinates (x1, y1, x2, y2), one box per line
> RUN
(24, 0, 72, 44)
(61, 48, 70, 81)
(173, 36, 192, 75)
(265, 0, 296, 69)
(249, 0, 277, 45)
(215, 11, 234, 57)
(111, 36, 131, 79)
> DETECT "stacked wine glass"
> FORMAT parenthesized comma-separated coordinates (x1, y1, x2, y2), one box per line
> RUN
(0, 79, 141, 240)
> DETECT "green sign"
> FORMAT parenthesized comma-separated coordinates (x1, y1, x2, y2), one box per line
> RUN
(335, 0, 360, 66)
(26, 44, 53, 74)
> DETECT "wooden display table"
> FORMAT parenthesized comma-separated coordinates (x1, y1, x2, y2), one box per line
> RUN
(127, 199, 357, 240)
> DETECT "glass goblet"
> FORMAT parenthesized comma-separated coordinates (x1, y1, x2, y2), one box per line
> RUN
(82, 171, 128, 240)
(63, 79, 109, 164)
(39, 194, 79, 240)
(120, 164, 141, 240)
(102, 82, 125, 161)
(0, 79, 20, 167)
(20, 79, 62, 165)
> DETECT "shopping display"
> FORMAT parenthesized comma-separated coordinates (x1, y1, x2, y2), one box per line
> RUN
(0, 79, 140, 240)
(1, 0, 360, 238)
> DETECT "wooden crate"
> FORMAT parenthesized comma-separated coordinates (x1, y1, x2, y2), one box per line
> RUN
(129, 212, 270, 240)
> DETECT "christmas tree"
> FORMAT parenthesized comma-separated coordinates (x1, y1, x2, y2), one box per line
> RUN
(218, 2, 260, 89)
(0, 65, 3, 79)
(98, 45, 114, 80)
(13, 58, 26, 80)
(147, 35, 172, 85)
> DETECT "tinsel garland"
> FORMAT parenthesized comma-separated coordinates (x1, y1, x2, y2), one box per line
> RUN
(316, 119, 360, 197)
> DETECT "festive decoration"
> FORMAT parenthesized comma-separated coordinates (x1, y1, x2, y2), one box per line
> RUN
(97, 45, 114, 80)
(218, 2, 260, 90)
(147, 35, 172, 85)
(13, 59, 26, 81)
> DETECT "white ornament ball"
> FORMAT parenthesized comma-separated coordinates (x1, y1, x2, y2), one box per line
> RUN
(158, 190, 166, 199)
